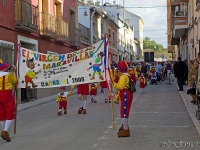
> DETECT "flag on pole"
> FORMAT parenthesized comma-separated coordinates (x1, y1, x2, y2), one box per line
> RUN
(103, 35, 113, 96)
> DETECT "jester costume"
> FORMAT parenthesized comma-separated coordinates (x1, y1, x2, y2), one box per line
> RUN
(89, 83, 99, 103)
(0, 60, 17, 142)
(136, 64, 141, 77)
(139, 76, 146, 89)
(128, 66, 137, 84)
(56, 86, 74, 115)
(113, 60, 133, 137)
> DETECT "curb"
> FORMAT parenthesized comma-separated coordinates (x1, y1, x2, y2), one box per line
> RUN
(172, 75, 200, 135)
(17, 92, 77, 112)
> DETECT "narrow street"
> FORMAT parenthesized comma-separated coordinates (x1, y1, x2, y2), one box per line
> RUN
(1, 79, 200, 150)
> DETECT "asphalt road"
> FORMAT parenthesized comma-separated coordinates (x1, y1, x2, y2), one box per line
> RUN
(1, 79, 200, 150)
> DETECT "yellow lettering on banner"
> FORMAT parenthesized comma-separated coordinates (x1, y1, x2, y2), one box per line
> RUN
(43, 64, 51, 70)
(54, 55, 58, 61)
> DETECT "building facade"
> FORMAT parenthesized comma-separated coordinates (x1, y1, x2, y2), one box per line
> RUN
(167, 0, 188, 61)
(0, 0, 90, 102)
(78, 2, 119, 62)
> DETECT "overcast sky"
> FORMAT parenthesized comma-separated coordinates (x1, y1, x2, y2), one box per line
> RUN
(107, 0, 167, 48)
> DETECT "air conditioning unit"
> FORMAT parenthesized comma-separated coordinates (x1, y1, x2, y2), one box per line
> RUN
(190, 39, 194, 43)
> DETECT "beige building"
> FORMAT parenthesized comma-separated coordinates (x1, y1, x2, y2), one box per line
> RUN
(167, 0, 188, 61)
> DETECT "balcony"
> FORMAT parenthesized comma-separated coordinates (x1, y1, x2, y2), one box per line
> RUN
(56, 19, 69, 42)
(172, 15, 187, 38)
(40, 12, 57, 38)
(79, 23, 90, 45)
(69, 28, 81, 48)
(15, 0, 39, 32)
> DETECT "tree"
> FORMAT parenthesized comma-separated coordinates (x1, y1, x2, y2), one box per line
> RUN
(143, 37, 164, 51)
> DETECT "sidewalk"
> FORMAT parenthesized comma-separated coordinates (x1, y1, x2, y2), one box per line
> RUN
(173, 75, 200, 135)
(17, 88, 77, 111)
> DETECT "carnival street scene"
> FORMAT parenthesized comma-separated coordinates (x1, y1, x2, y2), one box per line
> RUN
(0, 0, 200, 150)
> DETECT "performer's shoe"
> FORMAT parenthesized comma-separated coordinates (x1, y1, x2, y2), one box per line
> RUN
(90, 76, 95, 80)
(83, 109, 87, 114)
(94, 100, 97, 103)
(105, 99, 108, 103)
(64, 110, 67, 114)
(91, 99, 94, 103)
(109, 100, 111, 103)
(119, 125, 124, 132)
(99, 75, 104, 80)
(117, 128, 130, 137)
(1, 131, 11, 142)
(78, 107, 83, 114)
(57, 111, 62, 115)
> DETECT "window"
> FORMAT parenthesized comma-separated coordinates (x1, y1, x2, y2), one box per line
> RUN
(113, 32, 114, 41)
(93, 22, 96, 36)
(195, 48, 196, 57)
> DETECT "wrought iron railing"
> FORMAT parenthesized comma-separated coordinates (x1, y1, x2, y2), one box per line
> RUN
(69, 28, 81, 46)
(79, 23, 90, 44)
(15, 0, 39, 31)
(57, 19, 69, 42)
(39, 12, 58, 38)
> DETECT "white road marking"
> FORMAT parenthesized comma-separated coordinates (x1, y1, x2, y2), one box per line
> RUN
(130, 112, 187, 114)
(91, 142, 99, 149)
(103, 129, 110, 134)
(115, 125, 190, 128)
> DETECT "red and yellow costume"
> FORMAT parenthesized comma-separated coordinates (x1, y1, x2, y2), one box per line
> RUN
(150, 66, 156, 74)
(113, 61, 133, 119)
(56, 86, 74, 112)
(128, 66, 138, 84)
(0, 73, 17, 120)
(89, 83, 99, 96)
(138, 77, 146, 88)
(136, 65, 141, 77)
(77, 83, 89, 95)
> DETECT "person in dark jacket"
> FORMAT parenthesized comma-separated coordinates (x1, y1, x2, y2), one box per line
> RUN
(174, 57, 185, 91)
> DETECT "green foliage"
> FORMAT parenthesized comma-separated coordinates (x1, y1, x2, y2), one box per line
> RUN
(143, 37, 164, 51)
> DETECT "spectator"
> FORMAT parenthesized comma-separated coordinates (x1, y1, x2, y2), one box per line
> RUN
(187, 60, 197, 104)
(174, 57, 185, 91)
(156, 62, 162, 82)
(184, 59, 189, 85)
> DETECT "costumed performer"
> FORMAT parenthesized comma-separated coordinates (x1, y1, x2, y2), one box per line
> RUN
(77, 83, 89, 114)
(56, 85, 75, 115)
(0, 60, 17, 142)
(112, 60, 133, 137)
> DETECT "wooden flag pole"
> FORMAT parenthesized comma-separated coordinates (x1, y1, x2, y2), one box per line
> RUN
(110, 69, 115, 130)
(14, 88, 18, 134)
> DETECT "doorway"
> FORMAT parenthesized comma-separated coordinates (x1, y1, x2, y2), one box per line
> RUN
(20, 41, 37, 100)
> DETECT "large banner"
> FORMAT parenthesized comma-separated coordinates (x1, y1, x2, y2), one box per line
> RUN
(17, 40, 106, 88)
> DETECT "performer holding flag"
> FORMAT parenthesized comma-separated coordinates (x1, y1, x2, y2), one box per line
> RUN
(112, 60, 133, 137)
(0, 59, 17, 142)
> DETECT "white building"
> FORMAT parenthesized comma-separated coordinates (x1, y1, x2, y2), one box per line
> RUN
(124, 10, 144, 61)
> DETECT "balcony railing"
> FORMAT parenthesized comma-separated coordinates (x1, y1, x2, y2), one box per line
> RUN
(56, 19, 69, 42)
(15, 0, 39, 32)
(173, 16, 187, 26)
(69, 28, 81, 47)
(79, 23, 90, 45)
(40, 12, 58, 38)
